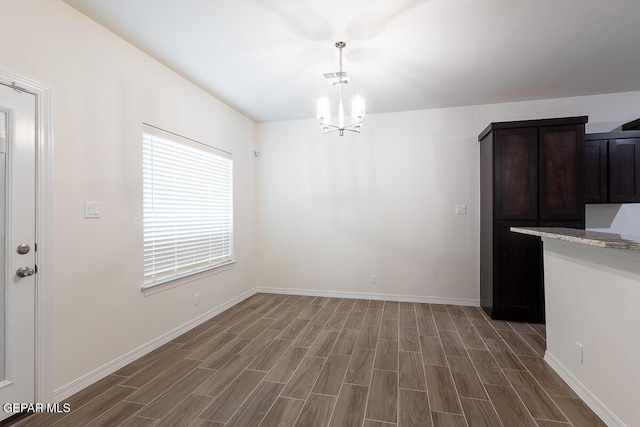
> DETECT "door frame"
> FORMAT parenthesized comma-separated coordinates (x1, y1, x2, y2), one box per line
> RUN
(0, 69, 52, 403)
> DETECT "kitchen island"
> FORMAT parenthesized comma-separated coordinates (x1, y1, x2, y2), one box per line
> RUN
(511, 227, 640, 427)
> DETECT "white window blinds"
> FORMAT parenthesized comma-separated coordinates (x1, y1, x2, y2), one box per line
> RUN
(143, 126, 233, 287)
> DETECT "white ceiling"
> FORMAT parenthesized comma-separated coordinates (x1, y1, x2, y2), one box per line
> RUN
(63, 0, 640, 123)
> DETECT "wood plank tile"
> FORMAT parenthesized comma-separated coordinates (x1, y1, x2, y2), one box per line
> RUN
(199, 338, 252, 370)
(115, 342, 181, 376)
(188, 332, 240, 361)
(430, 304, 448, 313)
(120, 416, 160, 427)
(467, 349, 510, 386)
(353, 299, 370, 312)
(297, 304, 324, 321)
(399, 310, 417, 328)
(51, 385, 136, 426)
(248, 339, 292, 371)
(312, 354, 350, 396)
(416, 316, 438, 337)
(462, 306, 485, 318)
(329, 384, 369, 427)
(85, 400, 144, 427)
(324, 311, 349, 331)
(398, 388, 430, 427)
(197, 355, 256, 397)
(374, 339, 399, 371)
(335, 299, 356, 313)
(281, 356, 326, 399)
(399, 327, 420, 352)
(344, 347, 376, 385)
(294, 393, 336, 427)
(439, 330, 468, 358)
(269, 311, 299, 331)
(398, 351, 426, 391)
(259, 397, 305, 427)
(367, 370, 398, 423)
(469, 318, 501, 340)
(363, 309, 383, 326)
(199, 369, 266, 423)
(344, 310, 366, 329)
(363, 420, 396, 427)
(313, 308, 340, 326)
(534, 420, 571, 427)
(447, 356, 487, 399)
(127, 359, 201, 404)
(484, 339, 525, 370)
(279, 319, 310, 341)
(424, 365, 462, 414)
(170, 321, 217, 345)
(517, 356, 578, 398)
(430, 411, 466, 426)
(356, 324, 380, 349)
(434, 312, 456, 331)
(455, 323, 486, 350)
(180, 326, 228, 351)
(226, 313, 262, 335)
(497, 330, 538, 356)
(519, 331, 546, 357)
(504, 369, 567, 422)
(238, 317, 276, 339)
(226, 381, 285, 427)
(65, 374, 126, 410)
(330, 329, 359, 356)
(507, 321, 537, 335)
(138, 368, 215, 419)
(369, 300, 384, 309)
(420, 335, 447, 366)
(485, 384, 538, 427)
(382, 302, 399, 318)
(157, 394, 212, 426)
(487, 319, 513, 331)
(216, 308, 253, 327)
(264, 346, 309, 383)
(530, 324, 546, 338)
(460, 397, 502, 427)
(264, 303, 294, 319)
(400, 302, 415, 311)
(415, 303, 432, 317)
(240, 329, 281, 356)
(379, 318, 399, 341)
(308, 330, 339, 357)
(293, 323, 325, 347)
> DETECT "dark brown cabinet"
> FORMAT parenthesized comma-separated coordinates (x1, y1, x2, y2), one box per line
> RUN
(584, 131, 640, 204)
(479, 116, 587, 323)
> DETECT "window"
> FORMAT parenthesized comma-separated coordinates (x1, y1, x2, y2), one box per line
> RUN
(142, 125, 233, 288)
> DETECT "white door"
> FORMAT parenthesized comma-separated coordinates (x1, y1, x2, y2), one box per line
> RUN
(0, 83, 36, 420)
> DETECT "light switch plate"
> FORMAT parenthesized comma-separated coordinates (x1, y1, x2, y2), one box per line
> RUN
(455, 205, 467, 215)
(84, 202, 102, 218)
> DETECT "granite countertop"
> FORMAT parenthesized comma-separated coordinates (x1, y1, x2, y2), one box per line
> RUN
(510, 227, 640, 252)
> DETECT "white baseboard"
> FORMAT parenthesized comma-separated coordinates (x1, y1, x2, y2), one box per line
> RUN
(256, 286, 480, 306)
(53, 287, 258, 402)
(544, 351, 625, 427)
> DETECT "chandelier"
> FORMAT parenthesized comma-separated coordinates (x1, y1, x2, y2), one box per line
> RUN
(316, 41, 365, 136)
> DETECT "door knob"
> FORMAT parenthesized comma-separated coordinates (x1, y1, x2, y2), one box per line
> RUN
(16, 267, 35, 277)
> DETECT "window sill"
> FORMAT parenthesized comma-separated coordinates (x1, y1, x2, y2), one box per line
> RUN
(141, 260, 236, 296)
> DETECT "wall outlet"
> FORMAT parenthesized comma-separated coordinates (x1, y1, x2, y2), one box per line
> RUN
(370, 274, 378, 285)
(576, 342, 583, 363)
(195, 293, 200, 305)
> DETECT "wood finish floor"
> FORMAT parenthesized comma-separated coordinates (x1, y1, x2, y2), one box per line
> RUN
(11, 293, 607, 427)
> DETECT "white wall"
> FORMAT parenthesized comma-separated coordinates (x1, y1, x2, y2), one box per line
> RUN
(586, 204, 640, 235)
(256, 91, 640, 303)
(543, 239, 640, 426)
(0, 1, 257, 391)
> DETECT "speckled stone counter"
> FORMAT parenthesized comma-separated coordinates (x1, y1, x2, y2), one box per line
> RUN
(510, 227, 640, 252)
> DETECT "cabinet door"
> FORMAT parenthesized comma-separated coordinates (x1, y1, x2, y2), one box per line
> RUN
(493, 221, 543, 322)
(609, 138, 640, 203)
(494, 128, 538, 220)
(584, 139, 608, 203)
(539, 125, 585, 220)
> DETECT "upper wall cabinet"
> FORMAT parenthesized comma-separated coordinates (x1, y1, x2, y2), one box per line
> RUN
(584, 130, 640, 204)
